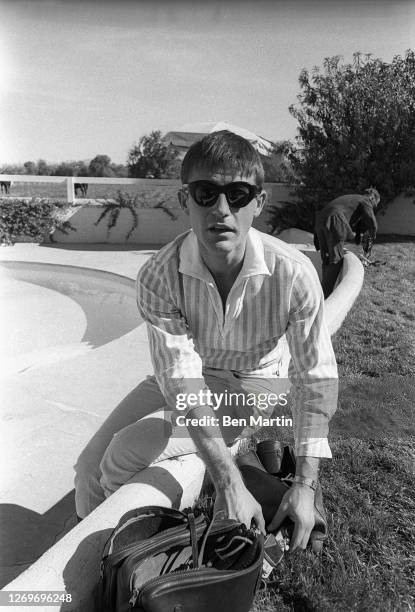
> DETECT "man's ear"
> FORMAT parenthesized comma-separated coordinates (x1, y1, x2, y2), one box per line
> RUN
(178, 189, 188, 212)
(253, 189, 267, 218)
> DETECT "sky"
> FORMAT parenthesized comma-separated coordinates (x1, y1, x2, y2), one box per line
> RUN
(1, 0, 414, 165)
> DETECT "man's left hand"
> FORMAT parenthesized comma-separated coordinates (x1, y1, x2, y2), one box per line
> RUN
(267, 484, 315, 551)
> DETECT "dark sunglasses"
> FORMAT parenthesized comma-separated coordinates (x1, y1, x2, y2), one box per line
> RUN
(185, 180, 261, 209)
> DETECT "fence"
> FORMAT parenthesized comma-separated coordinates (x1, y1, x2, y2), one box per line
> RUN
(0, 175, 183, 204)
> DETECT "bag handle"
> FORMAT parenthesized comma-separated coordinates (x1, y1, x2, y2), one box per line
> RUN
(196, 511, 226, 568)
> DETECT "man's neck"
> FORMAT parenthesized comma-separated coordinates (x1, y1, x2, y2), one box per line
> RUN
(199, 242, 247, 307)
(200, 243, 246, 283)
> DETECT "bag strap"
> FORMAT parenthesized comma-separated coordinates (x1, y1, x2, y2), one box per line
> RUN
(187, 512, 199, 569)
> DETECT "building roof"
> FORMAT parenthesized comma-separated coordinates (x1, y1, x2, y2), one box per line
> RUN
(164, 121, 274, 157)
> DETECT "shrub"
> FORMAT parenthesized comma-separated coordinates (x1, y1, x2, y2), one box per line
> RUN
(0, 197, 76, 245)
(95, 189, 178, 241)
(269, 51, 415, 234)
(127, 130, 178, 179)
(266, 197, 315, 235)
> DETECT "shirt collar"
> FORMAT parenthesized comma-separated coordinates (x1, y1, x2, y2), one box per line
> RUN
(179, 228, 271, 281)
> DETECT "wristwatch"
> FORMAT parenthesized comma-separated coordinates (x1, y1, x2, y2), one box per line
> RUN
(293, 476, 318, 491)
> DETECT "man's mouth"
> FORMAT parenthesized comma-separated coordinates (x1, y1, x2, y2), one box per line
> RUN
(208, 224, 235, 233)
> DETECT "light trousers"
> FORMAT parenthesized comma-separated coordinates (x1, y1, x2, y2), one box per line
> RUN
(74, 369, 286, 518)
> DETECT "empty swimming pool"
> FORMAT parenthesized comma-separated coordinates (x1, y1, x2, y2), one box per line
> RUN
(0, 261, 152, 516)
(0, 262, 142, 375)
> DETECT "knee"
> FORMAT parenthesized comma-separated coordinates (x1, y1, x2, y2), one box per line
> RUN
(98, 432, 145, 497)
(74, 453, 105, 518)
(74, 450, 102, 495)
(99, 417, 173, 496)
(74, 441, 102, 482)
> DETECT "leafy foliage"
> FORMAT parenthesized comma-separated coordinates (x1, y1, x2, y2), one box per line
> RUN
(0, 198, 76, 245)
(88, 154, 115, 177)
(53, 160, 89, 177)
(95, 189, 178, 241)
(269, 50, 415, 234)
(262, 141, 299, 184)
(1, 157, 128, 178)
(127, 130, 178, 178)
(266, 198, 315, 235)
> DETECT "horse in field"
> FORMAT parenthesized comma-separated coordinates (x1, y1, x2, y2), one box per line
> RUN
(0, 181, 11, 194)
(74, 183, 88, 197)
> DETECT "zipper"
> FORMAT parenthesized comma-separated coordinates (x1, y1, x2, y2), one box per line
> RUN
(132, 559, 261, 608)
(129, 568, 221, 607)
(107, 509, 188, 556)
(108, 514, 158, 554)
(107, 516, 205, 568)
(128, 568, 214, 608)
(128, 520, 248, 607)
(126, 520, 210, 594)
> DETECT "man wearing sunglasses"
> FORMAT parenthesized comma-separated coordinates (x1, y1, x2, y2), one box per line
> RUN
(75, 131, 337, 553)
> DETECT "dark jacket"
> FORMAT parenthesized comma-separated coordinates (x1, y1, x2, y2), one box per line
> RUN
(317, 194, 378, 237)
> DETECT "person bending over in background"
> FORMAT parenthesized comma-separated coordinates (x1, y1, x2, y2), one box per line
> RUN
(75, 131, 338, 552)
(314, 188, 380, 297)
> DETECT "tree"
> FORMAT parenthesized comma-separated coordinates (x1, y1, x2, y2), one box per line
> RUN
(273, 50, 415, 232)
(75, 161, 90, 177)
(36, 159, 52, 175)
(109, 163, 128, 178)
(262, 141, 299, 183)
(23, 161, 37, 175)
(88, 155, 115, 177)
(127, 131, 178, 178)
(54, 161, 77, 176)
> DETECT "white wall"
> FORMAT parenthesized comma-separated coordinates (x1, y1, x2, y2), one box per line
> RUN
(49, 183, 293, 244)
(376, 193, 415, 235)
(8, 182, 414, 244)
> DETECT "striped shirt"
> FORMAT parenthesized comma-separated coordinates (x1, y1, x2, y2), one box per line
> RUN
(136, 227, 338, 458)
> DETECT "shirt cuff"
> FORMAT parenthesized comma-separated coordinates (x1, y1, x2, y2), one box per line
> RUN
(294, 437, 332, 458)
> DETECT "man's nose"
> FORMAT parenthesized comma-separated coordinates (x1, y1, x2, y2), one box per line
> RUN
(211, 193, 231, 217)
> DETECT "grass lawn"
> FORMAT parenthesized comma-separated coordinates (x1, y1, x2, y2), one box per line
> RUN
(253, 238, 415, 612)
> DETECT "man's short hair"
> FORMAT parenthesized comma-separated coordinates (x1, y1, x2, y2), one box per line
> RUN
(181, 130, 265, 188)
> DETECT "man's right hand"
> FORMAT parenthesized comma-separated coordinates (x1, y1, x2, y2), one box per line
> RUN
(184, 405, 265, 534)
(214, 480, 266, 534)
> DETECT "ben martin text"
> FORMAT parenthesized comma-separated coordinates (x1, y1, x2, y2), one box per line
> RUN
(175, 415, 293, 427)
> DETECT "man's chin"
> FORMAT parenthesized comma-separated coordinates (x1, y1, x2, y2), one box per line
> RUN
(207, 228, 237, 241)
(206, 234, 236, 251)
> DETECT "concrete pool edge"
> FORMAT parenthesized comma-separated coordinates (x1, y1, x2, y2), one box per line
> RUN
(0, 261, 137, 297)
(325, 252, 365, 335)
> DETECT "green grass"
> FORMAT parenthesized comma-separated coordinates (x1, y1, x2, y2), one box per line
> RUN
(252, 239, 415, 612)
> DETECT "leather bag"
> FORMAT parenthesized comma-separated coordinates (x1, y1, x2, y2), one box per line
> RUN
(97, 505, 264, 612)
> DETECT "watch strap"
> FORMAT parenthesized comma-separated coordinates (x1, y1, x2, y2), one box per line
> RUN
(293, 476, 318, 491)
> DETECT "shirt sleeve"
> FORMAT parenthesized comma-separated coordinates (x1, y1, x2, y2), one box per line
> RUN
(136, 255, 212, 415)
(286, 261, 338, 458)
